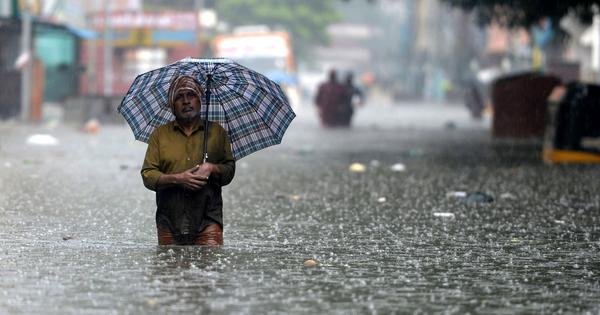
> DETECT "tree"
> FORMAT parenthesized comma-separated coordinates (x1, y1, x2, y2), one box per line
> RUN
(215, 0, 341, 60)
(440, 0, 600, 28)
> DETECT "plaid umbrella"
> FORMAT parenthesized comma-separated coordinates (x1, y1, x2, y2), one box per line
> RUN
(117, 58, 296, 160)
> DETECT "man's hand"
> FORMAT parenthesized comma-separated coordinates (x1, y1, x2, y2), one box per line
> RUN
(177, 165, 208, 190)
(156, 164, 221, 191)
(192, 163, 219, 181)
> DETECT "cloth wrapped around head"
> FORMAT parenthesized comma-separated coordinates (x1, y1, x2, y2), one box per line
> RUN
(167, 75, 204, 109)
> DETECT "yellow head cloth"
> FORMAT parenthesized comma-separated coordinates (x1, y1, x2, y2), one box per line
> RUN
(167, 75, 203, 109)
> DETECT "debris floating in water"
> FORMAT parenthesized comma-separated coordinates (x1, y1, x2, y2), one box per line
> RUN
(26, 134, 58, 146)
(62, 236, 74, 241)
(408, 148, 424, 157)
(463, 192, 494, 204)
(303, 259, 317, 267)
(500, 192, 517, 200)
(390, 163, 406, 172)
(447, 191, 467, 198)
(447, 191, 494, 204)
(433, 212, 455, 218)
(445, 121, 457, 130)
(276, 194, 301, 201)
(83, 118, 100, 134)
(377, 197, 387, 203)
(297, 145, 315, 155)
(349, 163, 366, 173)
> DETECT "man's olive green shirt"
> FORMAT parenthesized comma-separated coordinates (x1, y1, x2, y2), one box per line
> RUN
(141, 119, 235, 235)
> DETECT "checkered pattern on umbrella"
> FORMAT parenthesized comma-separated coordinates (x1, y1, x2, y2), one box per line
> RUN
(118, 58, 296, 160)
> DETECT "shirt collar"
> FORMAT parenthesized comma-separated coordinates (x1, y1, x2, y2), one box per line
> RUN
(172, 118, 205, 133)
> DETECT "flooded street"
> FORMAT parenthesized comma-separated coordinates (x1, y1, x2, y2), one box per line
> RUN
(1, 103, 599, 314)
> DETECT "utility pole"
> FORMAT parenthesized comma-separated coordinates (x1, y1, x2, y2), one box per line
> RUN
(595, 13, 600, 80)
(195, 0, 204, 56)
(103, 1, 112, 97)
(195, 0, 204, 20)
(85, 1, 97, 95)
(20, 10, 32, 122)
(1, 0, 10, 16)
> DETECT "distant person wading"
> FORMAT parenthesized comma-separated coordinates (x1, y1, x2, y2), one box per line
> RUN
(315, 69, 352, 127)
(342, 71, 364, 126)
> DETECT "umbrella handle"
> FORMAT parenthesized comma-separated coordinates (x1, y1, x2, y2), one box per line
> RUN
(202, 74, 212, 163)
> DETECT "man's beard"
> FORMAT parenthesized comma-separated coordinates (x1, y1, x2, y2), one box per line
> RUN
(175, 112, 200, 125)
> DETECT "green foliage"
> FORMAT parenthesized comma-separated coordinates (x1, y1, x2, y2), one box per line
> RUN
(215, 0, 341, 59)
(441, 0, 600, 28)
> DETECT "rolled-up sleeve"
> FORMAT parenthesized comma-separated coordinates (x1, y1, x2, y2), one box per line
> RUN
(141, 130, 163, 191)
(216, 128, 235, 186)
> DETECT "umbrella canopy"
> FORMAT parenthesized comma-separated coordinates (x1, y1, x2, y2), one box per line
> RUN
(118, 58, 295, 160)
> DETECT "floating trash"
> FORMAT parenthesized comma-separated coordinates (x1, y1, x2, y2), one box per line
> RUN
(26, 134, 58, 146)
(276, 194, 302, 201)
(447, 191, 467, 198)
(62, 236, 74, 241)
(83, 118, 100, 134)
(500, 192, 517, 200)
(22, 159, 42, 165)
(447, 191, 494, 204)
(433, 212, 455, 218)
(298, 145, 315, 155)
(349, 163, 366, 173)
(390, 163, 406, 172)
(408, 148, 424, 157)
(445, 121, 457, 130)
(462, 192, 494, 204)
(554, 220, 566, 225)
(303, 259, 317, 267)
(377, 197, 387, 203)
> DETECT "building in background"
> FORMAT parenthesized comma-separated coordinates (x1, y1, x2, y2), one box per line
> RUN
(0, 12, 81, 120)
(0, 0, 205, 122)
(308, 0, 486, 103)
(212, 26, 301, 107)
(81, 1, 202, 96)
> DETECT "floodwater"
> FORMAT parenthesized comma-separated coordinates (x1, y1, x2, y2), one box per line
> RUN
(1, 103, 599, 314)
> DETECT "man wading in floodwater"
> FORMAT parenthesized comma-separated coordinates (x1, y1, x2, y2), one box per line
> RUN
(141, 75, 235, 246)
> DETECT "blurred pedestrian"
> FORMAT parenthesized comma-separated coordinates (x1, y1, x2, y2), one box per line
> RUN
(141, 75, 235, 246)
(464, 81, 484, 120)
(341, 71, 365, 126)
(464, 59, 485, 120)
(314, 69, 348, 127)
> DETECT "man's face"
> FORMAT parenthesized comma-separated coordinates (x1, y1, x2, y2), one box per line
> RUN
(172, 90, 201, 121)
